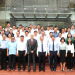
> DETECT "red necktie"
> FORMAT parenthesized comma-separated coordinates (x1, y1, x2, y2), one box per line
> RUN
(31, 39, 33, 45)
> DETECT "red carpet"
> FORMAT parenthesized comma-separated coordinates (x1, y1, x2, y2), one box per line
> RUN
(0, 59, 75, 75)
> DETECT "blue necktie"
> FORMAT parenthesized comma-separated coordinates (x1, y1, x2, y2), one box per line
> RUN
(53, 41, 54, 51)
(42, 43, 43, 52)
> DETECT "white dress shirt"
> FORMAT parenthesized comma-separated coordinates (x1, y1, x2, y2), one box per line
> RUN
(24, 35, 30, 42)
(37, 40, 47, 55)
(20, 31, 25, 36)
(49, 29, 54, 33)
(15, 36, 20, 43)
(13, 29, 17, 35)
(55, 37, 61, 44)
(45, 30, 50, 38)
(34, 34, 39, 42)
(61, 33, 67, 39)
(67, 44, 74, 53)
(17, 40, 27, 54)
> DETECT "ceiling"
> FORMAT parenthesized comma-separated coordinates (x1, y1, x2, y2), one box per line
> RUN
(0, 0, 75, 21)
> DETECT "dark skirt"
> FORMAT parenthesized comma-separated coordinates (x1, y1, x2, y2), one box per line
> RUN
(60, 50, 66, 63)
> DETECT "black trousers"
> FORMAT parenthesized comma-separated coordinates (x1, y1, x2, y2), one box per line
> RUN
(39, 52, 46, 70)
(28, 53, 36, 70)
(1, 49, 7, 69)
(9, 55, 16, 69)
(50, 51, 57, 69)
(67, 51, 73, 69)
(18, 50, 25, 68)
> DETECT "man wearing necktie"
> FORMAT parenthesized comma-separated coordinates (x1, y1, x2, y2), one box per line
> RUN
(37, 36, 47, 72)
(27, 34, 37, 72)
(48, 35, 59, 71)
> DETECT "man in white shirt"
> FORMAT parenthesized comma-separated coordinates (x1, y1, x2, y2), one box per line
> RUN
(17, 35, 27, 71)
(41, 31, 47, 42)
(41, 26, 44, 32)
(36, 24, 41, 32)
(24, 31, 30, 42)
(34, 31, 39, 42)
(15, 32, 20, 43)
(28, 27, 32, 38)
(49, 25, 54, 33)
(38, 28, 42, 38)
(20, 26, 25, 36)
(45, 26, 50, 38)
(37, 36, 47, 72)
(55, 32, 62, 44)
(25, 26, 28, 31)
(5, 23, 12, 31)
(29, 24, 33, 30)
(61, 28, 67, 39)
(12, 25, 17, 36)
(55, 26, 59, 33)
(71, 25, 75, 36)
(48, 32, 53, 42)
(31, 25, 37, 33)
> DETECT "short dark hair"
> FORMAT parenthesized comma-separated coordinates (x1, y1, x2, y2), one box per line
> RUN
(71, 25, 74, 27)
(25, 31, 28, 33)
(38, 28, 41, 30)
(60, 37, 65, 42)
(34, 31, 37, 33)
(49, 32, 53, 34)
(13, 25, 16, 27)
(37, 24, 40, 26)
(20, 35, 24, 37)
(68, 27, 71, 29)
(28, 27, 31, 29)
(50, 25, 53, 27)
(47, 26, 50, 28)
(51, 35, 55, 38)
(29, 24, 32, 26)
(59, 32, 62, 34)
(19, 24, 22, 26)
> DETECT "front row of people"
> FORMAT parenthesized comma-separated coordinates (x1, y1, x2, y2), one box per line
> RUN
(0, 34, 75, 72)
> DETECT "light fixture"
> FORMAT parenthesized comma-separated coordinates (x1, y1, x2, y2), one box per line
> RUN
(55, 9, 57, 10)
(24, 8, 26, 10)
(45, 8, 47, 10)
(34, 7, 36, 10)
(65, 8, 67, 10)
(14, 8, 16, 10)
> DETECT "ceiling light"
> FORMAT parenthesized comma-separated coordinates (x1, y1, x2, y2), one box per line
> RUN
(24, 8, 26, 10)
(14, 8, 16, 10)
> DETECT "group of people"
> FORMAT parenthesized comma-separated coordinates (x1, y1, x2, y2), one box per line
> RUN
(0, 23, 75, 72)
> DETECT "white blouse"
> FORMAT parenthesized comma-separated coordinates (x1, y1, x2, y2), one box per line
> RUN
(67, 43, 74, 53)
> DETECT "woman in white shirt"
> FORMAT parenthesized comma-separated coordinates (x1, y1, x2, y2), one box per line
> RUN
(67, 38, 74, 71)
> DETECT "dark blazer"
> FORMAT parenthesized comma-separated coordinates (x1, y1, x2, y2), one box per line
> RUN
(27, 39, 37, 54)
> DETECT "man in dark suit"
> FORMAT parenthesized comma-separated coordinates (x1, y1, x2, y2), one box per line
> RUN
(27, 33, 37, 72)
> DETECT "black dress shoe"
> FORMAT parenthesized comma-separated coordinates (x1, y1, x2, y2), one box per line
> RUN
(33, 69, 36, 72)
(28, 69, 30, 72)
(18, 68, 21, 71)
(43, 69, 45, 72)
(4, 68, 7, 71)
(54, 68, 56, 71)
(9, 68, 11, 71)
(0, 68, 3, 70)
(51, 68, 53, 71)
(13, 68, 15, 71)
(39, 69, 41, 72)
(23, 68, 25, 71)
